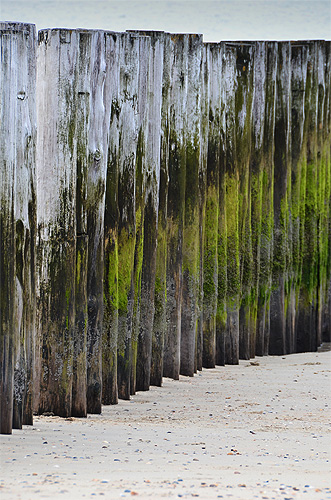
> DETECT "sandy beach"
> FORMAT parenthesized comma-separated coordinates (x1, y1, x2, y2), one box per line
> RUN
(1, 349, 330, 500)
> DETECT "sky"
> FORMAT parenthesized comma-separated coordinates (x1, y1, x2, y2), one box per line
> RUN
(1, 0, 330, 41)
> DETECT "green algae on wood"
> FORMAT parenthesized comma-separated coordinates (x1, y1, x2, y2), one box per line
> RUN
(0, 23, 37, 433)
(130, 36, 150, 394)
(84, 32, 112, 414)
(12, 25, 37, 429)
(313, 41, 330, 347)
(216, 56, 227, 366)
(255, 42, 277, 356)
(116, 33, 140, 399)
(248, 42, 267, 359)
(102, 33, 121, 406)
(1, 28, 331, 431)
(235, 42, 255, 362)
(196, 44, 209, 371)
(289, 41, 309, 354)
(36, 29, 79, 417)
(163, 34, 188, 380)
(71, 31, 91, 417)
(150, 32, 171, 387)
(136, 32, 164, 391)
(202, 43, 221, 369)
(123, 32, 164, 394)
(223, 43, 240, 365)
(296, 41, 320, 353)
(319, 41, 331, 342)
(180, 34, 203, 377)
(269, 42, 291, 356)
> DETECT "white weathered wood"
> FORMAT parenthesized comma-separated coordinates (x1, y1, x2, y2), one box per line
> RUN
(116, 32, 140, 399)
(85, 30, 112, 414)
(36, 28, 79, 416)
(1, 26, 330, 425)
(150, 32, 171, 387)
(180, 34, 203, 376)
(102, 31, 121, 406)
(0, 22, 36, 433)
(163, 34, 189, 380)
(135, 32, 163, 392)
(250, 41, 267, 357)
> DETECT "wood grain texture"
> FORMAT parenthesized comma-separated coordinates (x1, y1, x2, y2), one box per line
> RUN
(1, 26, 330, 429)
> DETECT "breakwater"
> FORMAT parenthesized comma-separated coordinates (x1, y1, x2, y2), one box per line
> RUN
(0, 22, 330, 434)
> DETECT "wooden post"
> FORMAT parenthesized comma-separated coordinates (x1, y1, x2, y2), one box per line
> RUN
(269, 42, 291, 356)
(180, 34, 203, 376)
(320, 42, 331, 342)
(289, 41, 309, 355)
(85, 31, 113, 413)
(129, 34, 150, 395)
(234, 42, 255, 362)
(249, 42, 267, 359)
(116, 33, 140, 399)
(2, 32, 330, 427)
(315, 41, 330, 347)
(0, 22, 36, 434)
(135, 32, 163, 391)
(0, 24, 16, 433)
(216, 42, 227, 367)
(150, 33, 171, 387)
(196, 44, 209, 371)
(12, 24, 37, 429)
(163, 34, 188, 380)
(255, 42, 277, 356)
(202, 43, 221, 369)
(36, 29, 78, 417)
(223, 43, 240, 365)
(295, 42, 319, 353)
(71, 30, 91, 417)
(102, 32, 121, 406)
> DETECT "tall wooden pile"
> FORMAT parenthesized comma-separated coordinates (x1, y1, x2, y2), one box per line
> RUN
(1, 23, 330, 433)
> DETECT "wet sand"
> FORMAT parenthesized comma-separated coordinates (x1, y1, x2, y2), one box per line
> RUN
(1, 349, 330, 499)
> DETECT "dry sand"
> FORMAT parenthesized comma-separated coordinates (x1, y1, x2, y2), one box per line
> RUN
(1, 349, 330, 500)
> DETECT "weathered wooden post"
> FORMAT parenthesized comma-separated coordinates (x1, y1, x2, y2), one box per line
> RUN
(196, 44, 209, 371)
(116, 33, 140, 399)
(319, 41, 331, 342)
(163, 34, 188, 380)
(289, 41, 309, 355)
(202, 43, 221, 369)
(0, 22, 36, 434)
(85, 31, 112, 413)
(102, 32, 121, 406)
(255, 42, 277, 356)
(223, 43, 240, 365)
(269, 42, 291, 356)
(36, 29, 78, 417)
(36, 29, 111, 416)
(150, 33, 171, 387)
(3, 28, 330, 430)
(216, 42, 227, 367)
(249, 41, 267, 359)
(315, 41, 330, 347)
(71, 30, 91, 417)
(135, 32, 163, 391)
(12, 25, 37, 429)
(1, 23, 17, 434)
(295, 41, 319, 353)
(180, 34, 203, 376)
(128, 33, 150, 395)
(234, 42, 255, 362)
